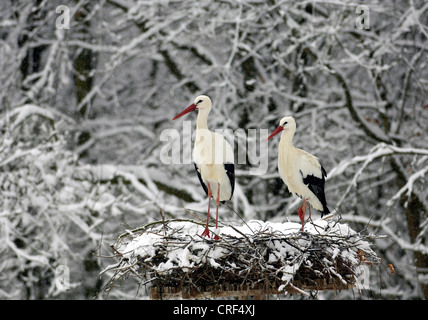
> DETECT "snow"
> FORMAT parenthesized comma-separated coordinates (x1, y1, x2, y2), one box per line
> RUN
(114, 218, 379, 294)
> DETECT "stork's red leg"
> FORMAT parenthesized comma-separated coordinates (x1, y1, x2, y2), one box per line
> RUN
(201, 183, 212, 238)
(298, 199, 307, 231)
(213, 183, 221, 240)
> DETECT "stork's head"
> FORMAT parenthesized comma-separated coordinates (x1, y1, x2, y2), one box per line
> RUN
(172, 95, 212, 120)
(266, 116, 296, 140)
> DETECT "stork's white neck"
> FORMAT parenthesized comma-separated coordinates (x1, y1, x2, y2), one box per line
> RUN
(279, 129, 295, 151)
(196, 108, 210, 130)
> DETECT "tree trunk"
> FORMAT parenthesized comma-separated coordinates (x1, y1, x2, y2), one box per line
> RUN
(391, 158, 428, 299)
(73, 3, 98, 154)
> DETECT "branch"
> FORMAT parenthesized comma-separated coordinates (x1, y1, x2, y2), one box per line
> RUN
(341, 214, 428, 255)
(329, 143, 428, 178)
(159, 49, 200, 93)
(107, 0, 200, 94)
(387, 166, 428, 207)
(329, 143, 428, 209)
(326, 65, 391, 144)
(74, 125, 155, 155)
(78, 164, 197, 203)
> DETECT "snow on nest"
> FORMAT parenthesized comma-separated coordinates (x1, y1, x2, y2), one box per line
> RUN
(105, 218, 380, 295)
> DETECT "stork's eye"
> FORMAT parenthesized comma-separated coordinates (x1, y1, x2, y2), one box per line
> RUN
(197, 100, 203, 104)
(283, 121, 288, 126)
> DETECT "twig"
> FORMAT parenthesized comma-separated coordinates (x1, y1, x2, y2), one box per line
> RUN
(110, 244, 123, 258)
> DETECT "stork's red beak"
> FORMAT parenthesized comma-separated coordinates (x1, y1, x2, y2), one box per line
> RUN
(172, 104, 197, 120)
(266, 126, 284, 141)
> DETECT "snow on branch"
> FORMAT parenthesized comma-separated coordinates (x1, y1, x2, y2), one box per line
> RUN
(74, 125, 155, 156)
(387, 166, 428, 207)
(2, 104, 54, 128)
(329, 143, 428, 208)
(329, 143, 428, 179)
(102, 219, 381, 299)
(77, 163, 198, 204)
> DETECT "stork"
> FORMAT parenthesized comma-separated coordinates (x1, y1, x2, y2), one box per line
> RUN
(172, 95, 235, 240)
(267, 116, 329, 231)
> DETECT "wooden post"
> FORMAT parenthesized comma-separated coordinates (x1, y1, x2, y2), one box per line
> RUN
(149, 280, 353, 300)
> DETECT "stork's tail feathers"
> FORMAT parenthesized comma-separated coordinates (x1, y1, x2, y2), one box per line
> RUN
(321, 204, 330, 218)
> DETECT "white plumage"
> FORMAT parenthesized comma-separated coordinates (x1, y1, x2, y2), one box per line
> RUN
(193, 129, 234, 202)
(173, 95, 235, 240)
(267, 116, 329, 230)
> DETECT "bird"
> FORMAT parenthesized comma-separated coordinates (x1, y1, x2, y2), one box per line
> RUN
(266, 116, 329, 231)
(172, 95, 235, 240)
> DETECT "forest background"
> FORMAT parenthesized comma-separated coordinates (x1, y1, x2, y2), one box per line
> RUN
(0, 0, 427, 299)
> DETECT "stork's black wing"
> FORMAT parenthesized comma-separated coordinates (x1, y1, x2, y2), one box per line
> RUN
(194, 163, 208, 196)
(224, 163, 235, 202)
(300, 165, 329, 217)
(193, 162, 235, 204)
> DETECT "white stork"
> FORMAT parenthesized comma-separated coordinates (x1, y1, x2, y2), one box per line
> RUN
(267, 116, 329, 231)
(172, 95, 235, 240)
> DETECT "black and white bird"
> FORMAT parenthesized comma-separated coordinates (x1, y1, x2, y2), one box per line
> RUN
(172, 95, 235, 240)
(267, 116, 329, 231)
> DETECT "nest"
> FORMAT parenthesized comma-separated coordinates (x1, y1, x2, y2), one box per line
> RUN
(102, 218, 380, 299)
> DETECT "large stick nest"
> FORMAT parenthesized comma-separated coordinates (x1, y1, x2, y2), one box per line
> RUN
(102, 218, 381, 298)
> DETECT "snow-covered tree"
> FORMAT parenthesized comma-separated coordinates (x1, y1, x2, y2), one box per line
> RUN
(0, 0, 427, 299)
